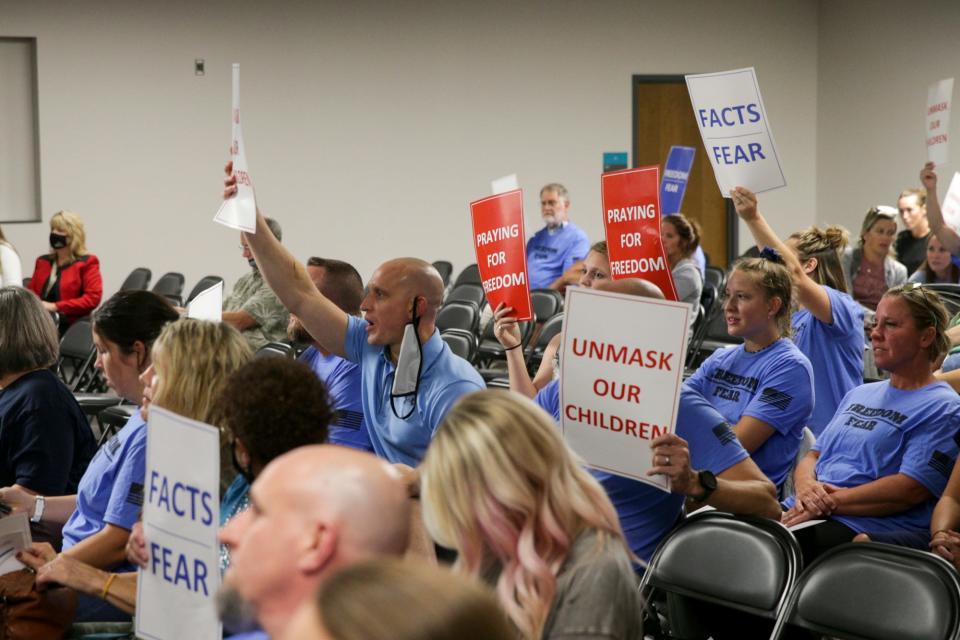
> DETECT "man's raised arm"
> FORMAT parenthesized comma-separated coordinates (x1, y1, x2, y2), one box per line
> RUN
(224, 162, 349, 358)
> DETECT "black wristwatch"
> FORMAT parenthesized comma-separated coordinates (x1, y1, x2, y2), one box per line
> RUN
(690, 470, 717, 502)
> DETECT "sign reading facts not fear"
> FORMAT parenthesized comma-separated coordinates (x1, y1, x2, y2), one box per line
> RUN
(685, 66, 786, 195)
(560, 287, 690, 490)
(470, 189, 533, 321)
(601, 166, 678, 301)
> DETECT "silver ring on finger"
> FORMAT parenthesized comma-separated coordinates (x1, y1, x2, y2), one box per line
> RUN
(664, 455, 671, 466)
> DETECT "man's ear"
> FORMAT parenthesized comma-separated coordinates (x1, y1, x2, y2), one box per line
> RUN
(298, 522, 337, 576)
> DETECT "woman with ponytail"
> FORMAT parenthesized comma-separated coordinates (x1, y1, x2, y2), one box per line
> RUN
(661, 213, 704, 314)
(731, 188, 864, 437)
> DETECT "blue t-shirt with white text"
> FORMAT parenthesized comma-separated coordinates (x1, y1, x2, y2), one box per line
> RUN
(791, 285, 864, 435)
(526, 222, 591, 290)
(684, 340, 814, 487)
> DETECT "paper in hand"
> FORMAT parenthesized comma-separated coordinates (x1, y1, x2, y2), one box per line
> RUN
(214, 63, 257, 233)
(186, 281, 223, 322)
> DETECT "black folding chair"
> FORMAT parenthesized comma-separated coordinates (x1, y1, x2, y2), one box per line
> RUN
(530, 288, 563, 322)
(432, 261, 453, 288)
(923, 283, 960, 317)
(704, 266, 725, 292)
(57, 320, 97, 391)
(686, 283, 721, 368)
(476, 316, 534, 365)
(151, 272, 185, 306)
(445, 284, 486, 309)
(441, 328, 478, 363)
(119, 267, 152, 291)
(96, 404, 138, 448)
(639, 511, 802, 639)
(436, 301, 480, 336)
(185, 275, 224, 304)
(770, 542, 960, 640)
(452, 263, 481, 288)
(255, 342, 296, 359)
(525, 312, 563, 375)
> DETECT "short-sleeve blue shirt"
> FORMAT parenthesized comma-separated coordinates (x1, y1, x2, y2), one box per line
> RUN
(344, 315, 485, 465)
(684, 340, 814, 487)
(62, 411, 146, 551)
(536, 381, 749, 562)
(785, 381, 960, 536)
(526, 222, 591, 290)
(791, 286, 864, 435)
(299, 346, 372, 452)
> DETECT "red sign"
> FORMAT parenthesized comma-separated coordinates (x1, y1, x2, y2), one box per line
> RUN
(470, 190, 533, 321)
(601, 166, 678, 301)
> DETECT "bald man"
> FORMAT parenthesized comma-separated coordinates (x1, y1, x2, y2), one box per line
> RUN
(217, 445, 411, 639)
(223, 167, 484, 465)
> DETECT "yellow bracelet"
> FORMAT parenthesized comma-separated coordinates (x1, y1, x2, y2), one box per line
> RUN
(101, 573, 117, 600)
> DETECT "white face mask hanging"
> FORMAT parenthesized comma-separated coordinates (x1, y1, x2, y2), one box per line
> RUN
(390, 297, 423, 420)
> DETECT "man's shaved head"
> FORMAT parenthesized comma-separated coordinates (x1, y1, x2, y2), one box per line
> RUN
(593, 277, 665, 300)
(379, 258, 445, 311)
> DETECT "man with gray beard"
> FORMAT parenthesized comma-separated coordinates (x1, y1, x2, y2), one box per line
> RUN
(525, 183, 591, 291)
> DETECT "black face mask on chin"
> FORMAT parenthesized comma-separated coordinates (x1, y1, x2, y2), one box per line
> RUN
(49, 233, 68, 250)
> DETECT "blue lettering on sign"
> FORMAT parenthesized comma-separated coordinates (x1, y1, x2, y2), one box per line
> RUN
(660, 145, 696, 216)
(711, 143, 766, 165)
(148, 470, 215, 525)
(150, 542, 210, 596)
(698, 104, 761, 127)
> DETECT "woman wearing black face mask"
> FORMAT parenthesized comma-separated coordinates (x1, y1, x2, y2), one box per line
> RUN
(28, 210, 103, 333)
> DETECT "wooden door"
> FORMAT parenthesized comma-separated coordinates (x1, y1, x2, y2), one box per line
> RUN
(633, 76, 735, 267)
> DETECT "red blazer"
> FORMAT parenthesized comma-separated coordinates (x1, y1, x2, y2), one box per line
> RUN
(29, 254, 103, 325)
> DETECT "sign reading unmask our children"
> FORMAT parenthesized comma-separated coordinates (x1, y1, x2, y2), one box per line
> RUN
(136, 407, 221, 640)
(560, 287, 690, 490)
(685, 67, 786, 195)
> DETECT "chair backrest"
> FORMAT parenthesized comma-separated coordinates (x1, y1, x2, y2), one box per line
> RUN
(436, 301, 480, 335)
(452, 263, 481, 288)
(771, 542, 960, 640)
(57, 319, 97, 390)
(705, 266, 726, 292)
(922, 283, 960, 317)
(640, 511, 802, 620)
(446, 284, 486, 309)
(441, 328, 477, 363)
(119, 267, 152, 291)
(529, 312, 563, 355)
(185, 275, 224, 304)
(255, 342, 295, 359)
(432, 261, 453, 288)
(151, 272, 185, 298)
(530, 289, 564, 323)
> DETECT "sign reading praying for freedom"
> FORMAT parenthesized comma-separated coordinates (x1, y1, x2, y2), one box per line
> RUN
(685, 67, 786, 195)
(136, 407, 221, 640)
(214, 63, 257, 233)
(470, 190, 533, 321)
(560, 287, 690, 489)
(601, 166, 678, 301)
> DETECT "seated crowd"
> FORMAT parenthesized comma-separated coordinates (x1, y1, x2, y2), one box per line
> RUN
(1, 161, 960, 640)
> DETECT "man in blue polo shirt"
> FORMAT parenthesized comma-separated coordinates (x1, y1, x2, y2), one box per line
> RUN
(225, 183, 485, 465)
(526, 183, 591, 290)
(290, 256, 373, 452)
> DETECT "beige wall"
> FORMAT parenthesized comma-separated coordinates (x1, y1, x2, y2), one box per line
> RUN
(818, 0, 960, 241)
(0, 0, 818, 293)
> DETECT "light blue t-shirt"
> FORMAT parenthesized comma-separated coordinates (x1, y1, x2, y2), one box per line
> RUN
(791, 285, 864, 436)
(62, 411, 146, 551)
(299, 345, 373, 452)
(684, 339, 814, 487)
(784, 381, 960, 536)
(535, 382, 749, 562)
(344, 315, 485, 466)
(526, 221, 591, 290)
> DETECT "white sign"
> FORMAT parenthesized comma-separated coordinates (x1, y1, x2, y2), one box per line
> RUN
(927, 78, 954, 166)
(214, 63, 257, 233)
(136, 407, 221, 640)
(186, 282, 224, 323)
(685, 67, 786, 195)
(559, 287, 690, 490)
(0, 513, 30, 576)
(941, 172, 960, 231)
(491, 173, 519, 195)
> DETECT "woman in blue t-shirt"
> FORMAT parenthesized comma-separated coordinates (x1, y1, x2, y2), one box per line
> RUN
(730, 187, 864, 436)
(685, 256, 814, 489)
(783, 284, 960, 562)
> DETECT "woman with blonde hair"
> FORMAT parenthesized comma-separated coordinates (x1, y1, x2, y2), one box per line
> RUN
(18, 319, 253, 622)
(28, 210, 102, 332)
(420, 390, 642, 640)
(732, 187, 864, 437)
(283, 558, 514, 640)
(840, 206, 908, 311)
